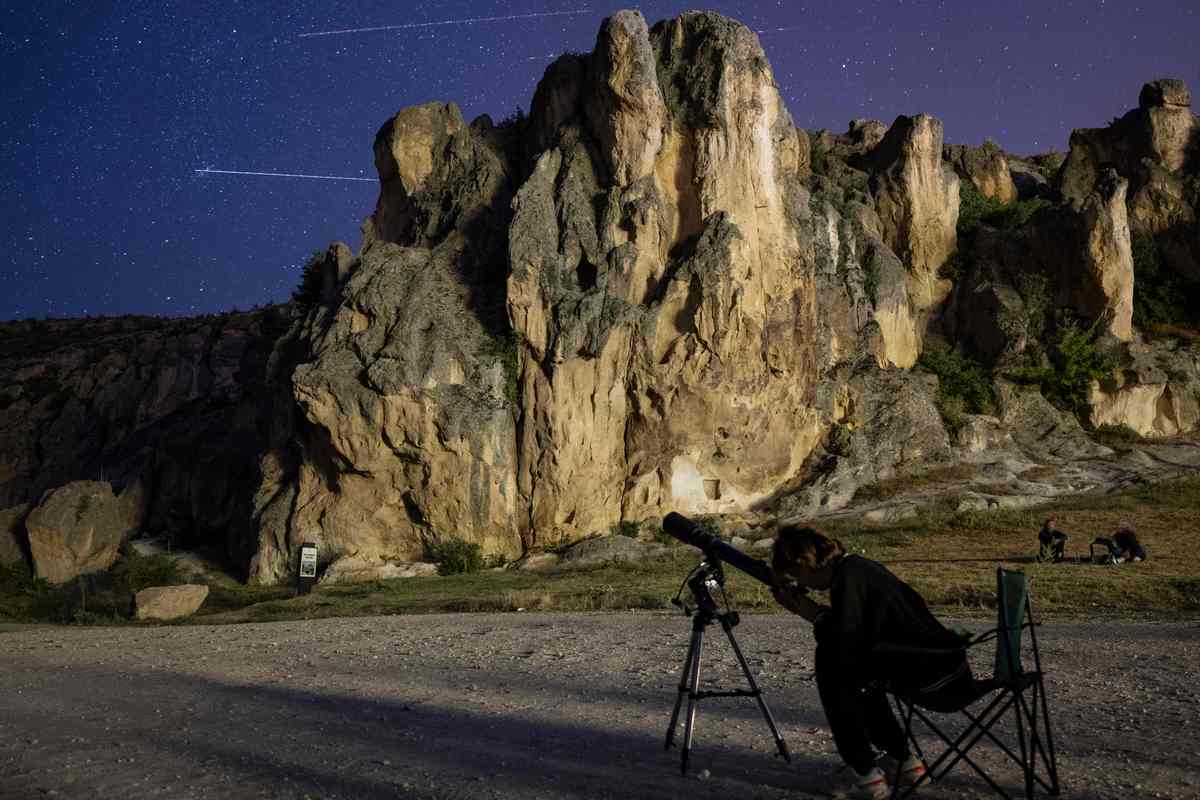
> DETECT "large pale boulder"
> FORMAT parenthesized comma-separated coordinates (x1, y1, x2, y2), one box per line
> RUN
(25, 481, 141, 584)
(134, 584, 209, 621)
(943, 141, 1017, 203)
(868, 114, 960, 313)
(0, 503, 29, 565)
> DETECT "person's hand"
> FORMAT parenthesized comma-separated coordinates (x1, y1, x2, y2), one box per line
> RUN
(771, 582, 827, 623)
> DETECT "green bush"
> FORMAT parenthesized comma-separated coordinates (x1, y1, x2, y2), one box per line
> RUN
(613, 520, 641, 538)
(958, 183, 1050, 240)
(110, 551, 182, 597)
(291, 250, 326, 311)
(495, 107, 527, 131)
(863, 253, 881, 306)
(481, 333, 520, 404)
(919, 349, 994, 432)
(810, 137, 827, 177)
(1017, 318, 1114, 415)
(1131, 234, 1200, 330)
(430, 539, 483, 576)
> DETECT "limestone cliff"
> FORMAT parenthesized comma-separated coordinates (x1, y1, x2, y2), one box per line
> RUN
(3, 13, 1198, 586)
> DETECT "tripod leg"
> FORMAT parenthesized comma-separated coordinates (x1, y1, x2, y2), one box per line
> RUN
(721, 617, 791, 763)
(665, 626, 701, 751)
(680, 625, 706, 775)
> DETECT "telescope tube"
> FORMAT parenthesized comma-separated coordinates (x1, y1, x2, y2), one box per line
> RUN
(662, 512, 775, 587)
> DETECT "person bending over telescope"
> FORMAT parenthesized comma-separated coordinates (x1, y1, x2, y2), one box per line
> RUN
(771, 525, 969, 800)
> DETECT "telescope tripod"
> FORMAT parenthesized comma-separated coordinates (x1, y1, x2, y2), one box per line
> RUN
(663, 558, 791, 775)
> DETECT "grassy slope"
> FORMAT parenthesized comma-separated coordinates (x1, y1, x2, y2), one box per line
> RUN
(3, 477, 1198, 625)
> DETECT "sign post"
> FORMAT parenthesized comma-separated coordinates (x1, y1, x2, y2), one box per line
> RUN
(297, 542, 318, 595)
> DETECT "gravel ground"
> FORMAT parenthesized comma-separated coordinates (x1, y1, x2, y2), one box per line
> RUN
(1, 613, 1198, 800)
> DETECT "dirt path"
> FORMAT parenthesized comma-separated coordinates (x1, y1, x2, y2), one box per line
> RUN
(1, 613, 1198, 799)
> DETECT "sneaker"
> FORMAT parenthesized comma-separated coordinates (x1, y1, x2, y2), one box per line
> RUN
(830, 764, 890, 799)
(878, 753, 928, 788)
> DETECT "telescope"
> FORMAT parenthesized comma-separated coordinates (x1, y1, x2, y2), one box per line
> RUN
(660, 511, 790, 774)
(662, 511, 774, 587)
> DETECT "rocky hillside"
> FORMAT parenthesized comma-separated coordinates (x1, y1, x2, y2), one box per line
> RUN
(0, 310, 289, 578)
(2, 11, 1198, 587)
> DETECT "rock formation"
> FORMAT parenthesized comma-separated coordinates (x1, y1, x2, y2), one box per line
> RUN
(2, 13, 1197, 587)
(134, 584, 209, 621)
(944, 141, 1017, 203)
(25, 481, 142, 584)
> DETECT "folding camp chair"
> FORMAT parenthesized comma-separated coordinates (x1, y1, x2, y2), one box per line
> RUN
(882, 567, 1060, 799)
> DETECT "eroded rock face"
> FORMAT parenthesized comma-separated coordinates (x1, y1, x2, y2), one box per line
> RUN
(0, 310, 287, 572)
(868, 114, 960, 313)
(944, 141, 1017, 203)
(0, 504, 29, 565)
(585, 11, 666, 185)
(1088, 342, 1200, 437)
(26, 481, 142, 584)
(249, 240, 522, 584)
(505, 11, 819, 546)
(1059, 79, 1199, 280)
(953, 168, 1133, 346)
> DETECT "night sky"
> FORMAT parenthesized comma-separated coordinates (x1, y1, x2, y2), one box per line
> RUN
(2, 1, 1196, 322)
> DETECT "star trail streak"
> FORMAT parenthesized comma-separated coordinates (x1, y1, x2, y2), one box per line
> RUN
(194, 168, 376, 182)
(298, 9, 592, 38)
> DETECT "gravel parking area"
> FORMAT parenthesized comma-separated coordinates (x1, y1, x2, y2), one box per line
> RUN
(1, 613, 1198, 799)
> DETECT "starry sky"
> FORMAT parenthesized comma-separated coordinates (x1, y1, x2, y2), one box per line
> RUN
(2, 1, 1196, 321)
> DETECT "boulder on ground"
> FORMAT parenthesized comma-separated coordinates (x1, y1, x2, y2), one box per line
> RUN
(318, 557, 438, 584)
(0, 504, 30, 566)
(134, 584, 209, 621)
(26, 481, 141, 584)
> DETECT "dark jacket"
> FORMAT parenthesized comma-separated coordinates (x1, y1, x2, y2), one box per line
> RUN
(816, 555, 963, 681)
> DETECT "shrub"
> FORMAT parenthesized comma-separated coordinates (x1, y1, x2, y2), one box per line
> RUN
(863, 253, 881, 306)
(110, 552, 182, 597)
(496, 107, 527, 131)
(482, 333, 520, 404)
(430, 539, 483, 576)
(997, 273, 1049, 349)
(1017, 317, 1114, 416)
(919, 348, 994, 432)
(1131, 234, 1200, 330)
(613, 520, 640, 538)
(958, 182, 1050, 240)
(810, 136, 827, 176)
(291, 250, 326, 311)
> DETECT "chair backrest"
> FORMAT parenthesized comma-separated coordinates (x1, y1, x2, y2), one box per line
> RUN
(993, 567, 1029, 682)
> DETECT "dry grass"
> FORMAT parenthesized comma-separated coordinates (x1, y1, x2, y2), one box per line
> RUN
(6, 477, 1200, 626)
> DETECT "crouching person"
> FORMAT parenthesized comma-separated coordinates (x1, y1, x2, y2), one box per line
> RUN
(771, 525, 969, 799)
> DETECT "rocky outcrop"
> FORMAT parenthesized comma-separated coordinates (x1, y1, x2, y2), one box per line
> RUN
(0, 503, 29, 565)
(767, 368, 952, 518)
(0, 309, 288, 574)
(1059, 79, 1199, 281)
(1088, 342, 1200, 437)
(868, 114, 960, 312)
(25, 481, 142, 584)
(134, 584, 209, 621)
(944, 141, 1017, 203)
(952, 168, 1133, 348)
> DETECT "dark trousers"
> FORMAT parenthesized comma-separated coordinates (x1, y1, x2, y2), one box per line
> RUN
(815, 643, 908, 774)
(815, 642, 966, 774)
